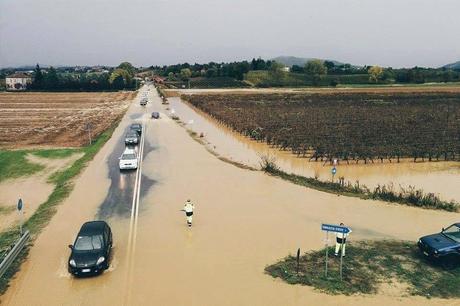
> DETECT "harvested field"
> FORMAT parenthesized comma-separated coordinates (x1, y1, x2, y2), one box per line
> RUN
(0, 91, 135, 148)
(183, 92, 460, 163)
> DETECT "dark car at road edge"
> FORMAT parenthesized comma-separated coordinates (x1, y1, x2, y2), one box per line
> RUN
(418, 223, 460, 266)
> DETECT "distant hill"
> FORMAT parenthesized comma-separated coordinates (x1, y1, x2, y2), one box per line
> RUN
(443, 61, 460, 69)
(272, 56, 345, 67)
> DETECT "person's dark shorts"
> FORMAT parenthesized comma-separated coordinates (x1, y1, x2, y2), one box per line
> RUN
(186, 212, 193, 217)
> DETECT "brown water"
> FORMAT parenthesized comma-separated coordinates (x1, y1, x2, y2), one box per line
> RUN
(3, 86, 460, 306)
(168, 97, 460, 202)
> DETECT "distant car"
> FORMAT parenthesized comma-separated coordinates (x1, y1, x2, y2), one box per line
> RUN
(119, 147, 138, 170)
(151, 112, 160, 119)
(124, 130, 139, 145)
(418, 223, 460, 264)
(140, 98, 147, 106)
(68, 221, 112, 276)
(130, 123, 142, 136)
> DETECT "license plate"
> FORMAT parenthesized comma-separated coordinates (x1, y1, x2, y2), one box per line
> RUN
(82, 268, 91, 273)
(423, 251, 429, 256)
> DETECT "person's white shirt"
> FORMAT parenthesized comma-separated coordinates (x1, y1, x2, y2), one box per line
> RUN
(184, 202, 194, 213)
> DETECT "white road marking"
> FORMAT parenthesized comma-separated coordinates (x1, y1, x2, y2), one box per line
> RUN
(123, 95, 147, 305)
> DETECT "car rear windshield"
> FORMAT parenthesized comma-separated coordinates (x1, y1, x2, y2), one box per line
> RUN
(122, 153, 136, 160)
(74, 235, 103, 251)
(131, 124, 141, 129)
(126, 132, 137, 138)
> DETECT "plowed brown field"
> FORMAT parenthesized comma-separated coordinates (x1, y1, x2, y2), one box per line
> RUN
(0, 91, 135, 148)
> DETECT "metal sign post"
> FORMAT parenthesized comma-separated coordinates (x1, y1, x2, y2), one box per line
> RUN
(325, 231, 329, 277)
(85, 123, 93, 145)
(340, 240, 344, 281)
(17, 198, 23, 235)
(321, 223, 350, 281)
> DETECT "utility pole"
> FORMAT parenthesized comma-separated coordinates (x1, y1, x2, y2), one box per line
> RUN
(85, 122, 92, 145)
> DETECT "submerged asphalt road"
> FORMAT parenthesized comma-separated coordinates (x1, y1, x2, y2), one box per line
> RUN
(97, 93, 156, 220)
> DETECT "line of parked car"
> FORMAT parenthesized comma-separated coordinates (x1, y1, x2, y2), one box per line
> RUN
(119, 123, 142, 170)
(67, 91, 166, 277)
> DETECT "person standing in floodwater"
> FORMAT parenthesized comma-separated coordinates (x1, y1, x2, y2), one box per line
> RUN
(183, 199, 195, 227)
(335, 222, 351, 257)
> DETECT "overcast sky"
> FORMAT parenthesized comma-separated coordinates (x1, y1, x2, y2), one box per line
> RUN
(1, 0, 459, 68)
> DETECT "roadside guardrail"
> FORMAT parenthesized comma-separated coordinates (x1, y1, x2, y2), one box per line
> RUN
(0, 231, 30, 278)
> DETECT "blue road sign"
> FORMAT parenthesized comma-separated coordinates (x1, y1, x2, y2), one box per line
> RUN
(332, 167, 337, 175)
(17, 198, 23, 211)
(321, 223, 350, 234)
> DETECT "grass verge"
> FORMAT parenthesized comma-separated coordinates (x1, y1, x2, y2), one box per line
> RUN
(0, 206, 15, 216)
(32, 148, 79, 159)
(260, 157, 458, 212)
(265, 240, 460, 298)
(0, 151, 45, 183)
(0, 121, 119, 295)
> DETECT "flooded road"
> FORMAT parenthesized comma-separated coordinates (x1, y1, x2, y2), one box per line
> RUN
(168, 97, 460, 202)
(2, 85, 460, 306)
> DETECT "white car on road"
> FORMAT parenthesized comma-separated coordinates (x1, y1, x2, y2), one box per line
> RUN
(119, 148, 138, 170)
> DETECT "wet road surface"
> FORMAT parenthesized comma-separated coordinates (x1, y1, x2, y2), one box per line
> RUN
(2, 85, 459, 306)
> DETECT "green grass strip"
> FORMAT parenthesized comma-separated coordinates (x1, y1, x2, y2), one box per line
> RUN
(0, 120, 120, 294)
(0, 151, 45, 183)
(32, 148, 79, 159)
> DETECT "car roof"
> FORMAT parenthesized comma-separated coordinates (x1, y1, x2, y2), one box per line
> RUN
(131, 123, 141, 127)
(123, 147, 136, 154)
(78, 221, 108, 235)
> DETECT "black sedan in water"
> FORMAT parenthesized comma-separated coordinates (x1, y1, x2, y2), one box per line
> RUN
(68, 221, 112, 276)
(418, 223, 460, 266)
(130, 123, 142, 136)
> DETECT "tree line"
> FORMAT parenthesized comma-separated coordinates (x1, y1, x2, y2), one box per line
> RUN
(154, 58, 460, 86)
(29, 62, 137, 91)
(152, 58, 275, 81)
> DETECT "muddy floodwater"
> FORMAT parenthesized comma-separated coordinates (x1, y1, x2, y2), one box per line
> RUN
(168, 97, 460, 202)
(3, 86, 460, 306)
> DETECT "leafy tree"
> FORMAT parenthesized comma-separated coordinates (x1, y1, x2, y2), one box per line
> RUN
(180, 68, 192, 81)
(441, 69, 455, 83)
(109, 68, 132, 87)
(291, 65, 304, 73)
(32, 64, 44, 89)
(167, 72, 175, 80)
(408, 67, 425, 84)
(117, 62, 135, 76)
(381, 68, 395, 82)
(305, 60, 327, 85)
(269, 62, 286, 85)
(111, 75, 125, 89)
(324, 60, 335, 70)
(44, 67, 60, 89)
(205, 68, 218, 78)
(368, 66, 384, 83)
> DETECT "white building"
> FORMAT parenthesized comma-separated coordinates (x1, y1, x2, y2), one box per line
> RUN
(6, 73, 32, 91)
(282, 66, 291, 72)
